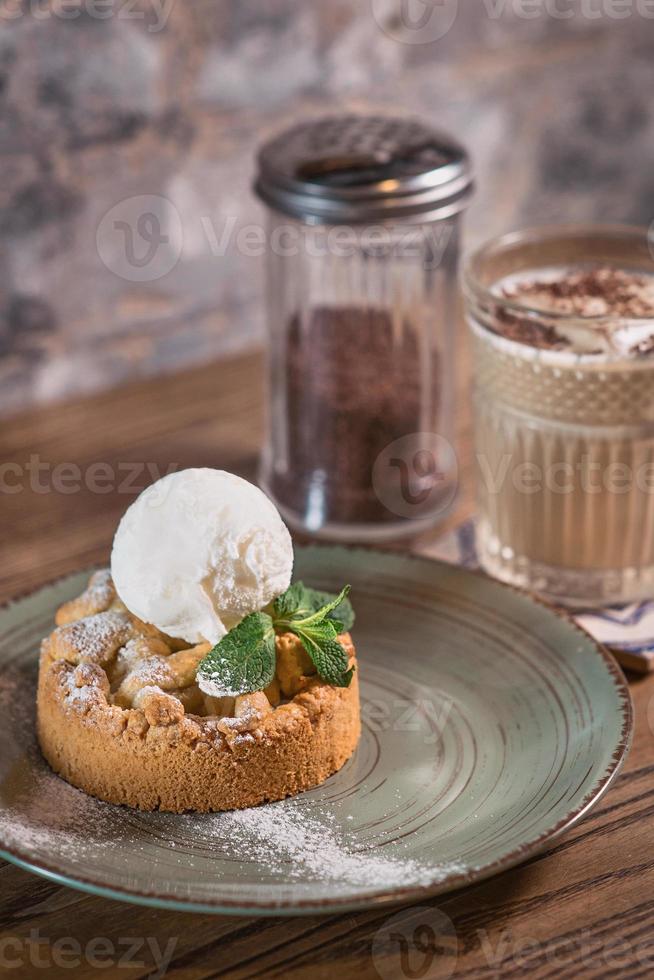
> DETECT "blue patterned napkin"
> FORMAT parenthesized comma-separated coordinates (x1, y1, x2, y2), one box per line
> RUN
(428, 520, 654, 674)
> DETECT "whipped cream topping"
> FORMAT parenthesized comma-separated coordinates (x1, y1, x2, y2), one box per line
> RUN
(492, 266, 654, 357)
(111, 469, 293, 645)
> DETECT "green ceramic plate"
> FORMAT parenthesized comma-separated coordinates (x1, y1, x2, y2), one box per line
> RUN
(0, 546, 632, 915)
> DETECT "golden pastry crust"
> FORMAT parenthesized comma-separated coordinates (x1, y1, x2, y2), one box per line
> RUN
(37, 571, 361, 812)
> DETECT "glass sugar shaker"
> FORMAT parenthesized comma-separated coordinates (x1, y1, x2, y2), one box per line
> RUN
(254, 115, 473, 540)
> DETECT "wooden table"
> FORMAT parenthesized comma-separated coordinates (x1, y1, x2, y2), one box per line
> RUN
(1, 352, 653, 979)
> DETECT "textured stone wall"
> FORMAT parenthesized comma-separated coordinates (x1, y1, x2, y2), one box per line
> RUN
(1, 1, 653, 414)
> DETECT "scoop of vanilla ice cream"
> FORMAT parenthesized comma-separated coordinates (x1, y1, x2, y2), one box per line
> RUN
(110, 468, 293, 645)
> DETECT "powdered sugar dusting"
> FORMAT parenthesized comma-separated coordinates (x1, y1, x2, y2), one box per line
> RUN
(206, 801, 464, 890)
(64, 684, 98, 708)
(83, 569, 115, 609)
(55, 610, 130, 660)
(0, 654, 464, 900)
(0, 765, 120, 860)
(123, 657, 170, 686)
(0, 666, 122, 862)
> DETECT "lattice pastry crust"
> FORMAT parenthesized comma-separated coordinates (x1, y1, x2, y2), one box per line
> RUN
(37, 571, 360, 812)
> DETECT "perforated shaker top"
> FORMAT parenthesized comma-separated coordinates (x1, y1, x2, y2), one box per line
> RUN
(255, 115, 473, 224)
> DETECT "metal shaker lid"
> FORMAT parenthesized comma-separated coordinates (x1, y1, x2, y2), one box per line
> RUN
(254, 114, 473, 225)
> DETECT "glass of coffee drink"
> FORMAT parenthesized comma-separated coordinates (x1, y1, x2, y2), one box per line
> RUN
(464, 225, 654, 606)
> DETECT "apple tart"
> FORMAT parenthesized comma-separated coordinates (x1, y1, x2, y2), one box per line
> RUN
(37, 571, 360, 812)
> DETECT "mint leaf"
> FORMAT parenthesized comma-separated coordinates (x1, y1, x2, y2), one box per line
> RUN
(295, 630, 355, 688)
(285, 586, 351, 629)
(196, 582, 356, 697)
(271, 581, 306, 620)
(272, 582, 355, 632)
(295, 618, 339, 645)
(270, 583, 355, 689)
(303, 586, 355, 632)
(196, 612, 276, 697)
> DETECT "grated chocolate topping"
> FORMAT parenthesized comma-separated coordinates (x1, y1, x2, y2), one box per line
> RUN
(489, 266, 654, 357)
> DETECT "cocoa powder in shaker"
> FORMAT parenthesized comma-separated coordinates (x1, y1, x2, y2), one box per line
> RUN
(269, 306, 440, 526)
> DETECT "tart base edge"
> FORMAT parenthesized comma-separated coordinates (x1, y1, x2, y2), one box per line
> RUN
(37, 658, 361, 813)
